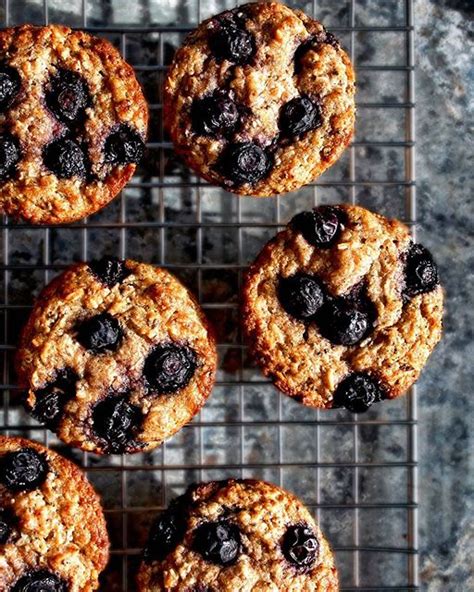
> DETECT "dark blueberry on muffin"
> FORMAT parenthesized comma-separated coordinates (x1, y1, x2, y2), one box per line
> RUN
(0, 133, 21, 181)
(192, 520, 241, 566)
(0, 64, 21, 112)
(219, 142, 272, 186)
(144, 503, 188, 562)
(282, 524, 319, 569)
(333, 372, 385, 413)
(104, 123, 145, 166)
(92, 395, 142, 454)
(278, 274, 326, 320)
(209, 18, 256, 65)
(46, 68, 91, 125)
(76, 312, 123, 354)
(291, 206, 343, 248)
(144, 343, 197, 394)
(279, 96, 323, 137)
(31, 367, 78, 428)
(317, 299, 372, 346)
(191, 93, 240, 137)
(88, 257, 131, 288)
(404, 243, 439, 297)
(43, 138, 88, 179)
(12, 569, 67, 592)
(0, 448, 49, 492)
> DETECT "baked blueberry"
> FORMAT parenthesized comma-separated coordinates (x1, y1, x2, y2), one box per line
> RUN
(31, 367, 78, 428)
(209, 19, 256, 65)
(88, 256, 131, 288)
(104, 123, 145, 166)
(317, 299, 372, 346)
(0, 64, 21, 112)
(144, 343, 197, 394)
(294, 31, 339, 75)
(0, 507, 15, 544)
(278, 274, 325, 320)
(282, 524, 319, 569)
(43, 138, 88, 179)
(11, 570, 66, 592)
(291, 206, 343, 248)
(92, 395, 142, 454)
(144, 503, 187, 562)
(0, 448, 49, 492)
(192, 520, 241, 566)
(333, 372, 384, 413)
(0, 133, 21, 181)
(46, 68, 90, 125)
(404, 243, 439, 297)
(219, 142, 271, 186)
(191, 93, 240, 137)
(76, 312, 123, 354)
(279, 96, 322, 137)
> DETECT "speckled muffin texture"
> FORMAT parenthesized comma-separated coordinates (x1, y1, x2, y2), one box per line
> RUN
(242, 204, 443, 412)
(0, 24, 148, 224)
(137, 478, 338, 591)
(16, 258, 217, 454)
(0, 436, 109, 591)
(164, 2, 355, 197)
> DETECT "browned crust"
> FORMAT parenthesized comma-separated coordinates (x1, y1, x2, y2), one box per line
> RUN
(0, 435, 109, 590)
(136, 478, 339, 591)
(163, 1, 355, 198)
(241, 204, 444, 408)
(0, 24, 148, 224)
(15, 260, 217, 454)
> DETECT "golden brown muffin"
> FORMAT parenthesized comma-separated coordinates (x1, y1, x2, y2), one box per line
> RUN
(0, 436, 109, 591)
(137, 479, 338, 591)
(15, 258, 217, 454)
(242, 204, 443, 411)
(164, 2, 355, 197)
(0, 24, 148, 224)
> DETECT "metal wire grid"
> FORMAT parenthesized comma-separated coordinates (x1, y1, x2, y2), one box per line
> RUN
(0, 0, 419, 590)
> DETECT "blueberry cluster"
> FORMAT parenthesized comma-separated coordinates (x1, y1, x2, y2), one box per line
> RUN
(11, 570, 67, 592)
(0, 64, 144, 184)
(188, 10, 330, 188)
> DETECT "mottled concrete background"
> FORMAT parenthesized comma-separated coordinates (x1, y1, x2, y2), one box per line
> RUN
(0, 1, 472, 590)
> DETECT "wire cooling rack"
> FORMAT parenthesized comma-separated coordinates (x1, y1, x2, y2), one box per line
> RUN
(0, 0, 419, 590)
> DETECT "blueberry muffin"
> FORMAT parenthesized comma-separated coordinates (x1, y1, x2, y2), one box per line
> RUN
(137, 479, 338, 591)
(242, 205, 443, 412)
(0, 436, 109, 590)
(0, 24, 148, 224)
(164, 2, 355, 197)
(15, 258, 217, 454)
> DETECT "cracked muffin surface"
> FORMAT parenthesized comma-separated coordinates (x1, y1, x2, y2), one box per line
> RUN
(16, 259, 217, 454)
(137, 478, 338, 591)
(242, 204, 443, 411)
(164, 2, 355, 197)
(0, 436, 109, 591)
(0, 24, 148, 224)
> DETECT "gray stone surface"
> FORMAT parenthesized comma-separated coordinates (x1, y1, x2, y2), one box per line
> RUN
(0, 0, 472, 590)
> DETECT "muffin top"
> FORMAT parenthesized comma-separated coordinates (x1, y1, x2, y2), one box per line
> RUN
(0, 24, 148, 224)
(242, 204, 443, 410)
(164, 2, 355, 197)
(16, 259, 217, 454)
(137, 478, 338, 591)
(0, 436, 109, 591)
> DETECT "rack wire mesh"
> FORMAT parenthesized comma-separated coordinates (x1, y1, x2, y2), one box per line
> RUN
(1, 0, 419, 590)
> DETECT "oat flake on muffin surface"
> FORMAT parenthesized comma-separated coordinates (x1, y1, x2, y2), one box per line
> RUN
(242, 204, 444, 411)
(15, 258, 217, 455)
(0, 436, 109, 591)
(0, 24, 148, 224)
(164, 1, 355, 197)
(137, 478, 338, 591)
